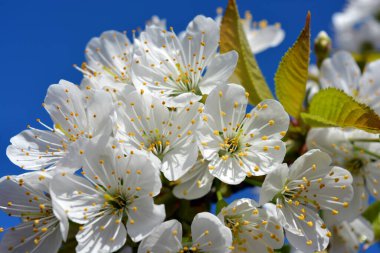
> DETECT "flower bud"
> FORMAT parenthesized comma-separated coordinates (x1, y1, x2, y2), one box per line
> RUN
(314, 31, 332, 67)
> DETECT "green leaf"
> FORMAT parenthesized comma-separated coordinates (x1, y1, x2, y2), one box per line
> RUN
(275, 12, 311, 118)
(363, 201, 380, 223)
(373, 217, 380, 241)
(220, 0, 273, 105)
(301, 88, 380, 133)
(363, 201, 380, 240)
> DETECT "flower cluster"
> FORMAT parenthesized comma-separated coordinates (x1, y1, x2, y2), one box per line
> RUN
(2, 2, 380, 253)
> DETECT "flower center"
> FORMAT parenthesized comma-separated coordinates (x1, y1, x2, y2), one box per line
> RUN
(345, 158, 365, 175)
(147, 138, 170, 159)
(218, 134, 243, 158)
(141, 128, 171, 159)
(170, 63, 202, 96)
(179, 244, 204, 253)
(225, 216, 244, 235)
(104, 193, 132, 211)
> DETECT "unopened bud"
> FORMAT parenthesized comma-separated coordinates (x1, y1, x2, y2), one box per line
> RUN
(314, 31, 331, 67)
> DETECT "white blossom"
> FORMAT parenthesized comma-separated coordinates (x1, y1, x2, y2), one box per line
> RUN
(50, 141, 165, 253)
(325, 215, 374, 253)
(260, 150, 354, 253)
(333, 0, 380, 52)
(115, 86, 201, 181)
(132, 15, 238, 107)
(138, 212, 233, 253)
(77, 30, 134, 98)
(146, 15, 166, 29)
(6, 80, 113, 173)
(0, 172, 68, 253)
(218, 198, 284, 253)
(198, 83, 289, 184)
(306, 64, 320, 102)
(307, 127, 380, 220)
(320, 51, 380, 114)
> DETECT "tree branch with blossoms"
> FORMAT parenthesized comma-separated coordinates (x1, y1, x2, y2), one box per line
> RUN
(1, 0, 380, 253)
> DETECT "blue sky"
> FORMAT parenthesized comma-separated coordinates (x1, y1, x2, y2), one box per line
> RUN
(1, 0, 379, 251)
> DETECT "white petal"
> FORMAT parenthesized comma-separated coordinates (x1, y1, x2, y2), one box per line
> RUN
(246, 25, 285, 54)
(320, 51, 361, 95)
(121, 152, 163, 197)
(242, 99, 289, 139)
(243, 140, 286, 175)
(80, 140, 119, 190)
(259, 164, 288, 205)
(173, 159, 214, 200)
(137, 220, 182, 253)
(76, 213, 126, 253)
(360, 60, 380, 114)
(44, 80, 87, 133)
(126, 197, 166, 242)
(191, 212, 232, 253)
(83, 141, 162, 198)
(329, 217, 374, 253)
(288, 149, 332, 181)
(116, 88, 168, 147)
(197, 117, 223, 161)
(365, 161, 380, 199)
(304, 166, 353, 214)
(6, 129, 68, 171)
(50, 173, 103, 224)
(218, 199, 284, 252)
(218, 198, 259, 217)
(204, 83, 247, 131)
(0, 222, 63, 253)
(85, 30, 133, 85)
(326, 175, 368, 225)
(161, 141, 199, 181)
(85, 89, 114, 138)
(208, 156, 247, 185)
(280, 202, 329, 253)
(80, 75, 128, 101)
(50, 188, 70, 241)
(350, 216, 374, 243)
(306, 127, 352, 165)
(181, 15, 220, 67)
(198, 51, 238, 94)
(0, 175, 47, 216)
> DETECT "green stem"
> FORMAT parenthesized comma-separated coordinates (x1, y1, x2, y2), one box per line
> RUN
(353, 145, 380, 159)
(349, 138, 380, 143)
(216, 190, 224, 201)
